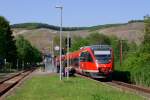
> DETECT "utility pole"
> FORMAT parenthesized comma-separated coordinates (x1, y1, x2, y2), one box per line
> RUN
(22, 61, 24, 70)
(51, 40, 54, 72)
(56, 5, 63, 80)
(17, 59, 19, 71)
(120, 40, 123, 66)
(67, 32, 70, 80)
(4, 59, 6, 71)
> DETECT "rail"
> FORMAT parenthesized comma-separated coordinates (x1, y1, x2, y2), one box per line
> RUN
(0, 68, 35, 97)
(76, 74, 150, 98)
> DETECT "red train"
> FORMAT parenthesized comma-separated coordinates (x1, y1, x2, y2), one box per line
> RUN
(55, 45, 114, 79)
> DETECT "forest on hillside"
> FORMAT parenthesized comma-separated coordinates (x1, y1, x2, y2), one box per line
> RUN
(11, 20, 143, 31)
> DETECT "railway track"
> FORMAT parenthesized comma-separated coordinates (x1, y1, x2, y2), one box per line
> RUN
(76, 74, 150, 99)
(0, 69, 35, 97)
(108, 80, 150, 98)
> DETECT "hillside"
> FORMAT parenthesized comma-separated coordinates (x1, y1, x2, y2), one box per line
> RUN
(12, 21, 144, 52)
(11, 20, 143, 31)
(98, 22, 144, 44)
(12, 28, 90, 52)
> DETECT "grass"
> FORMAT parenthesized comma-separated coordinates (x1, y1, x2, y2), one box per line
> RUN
(6, 75, 145, 100)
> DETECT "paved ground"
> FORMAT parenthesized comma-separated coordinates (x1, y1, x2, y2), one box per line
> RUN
(33, 65, 57, 76)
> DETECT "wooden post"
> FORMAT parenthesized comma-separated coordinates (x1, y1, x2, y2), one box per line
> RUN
(120, 40, 123, 66)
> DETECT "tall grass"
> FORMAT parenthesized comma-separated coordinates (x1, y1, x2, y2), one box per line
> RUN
(115, 51, 150, 87)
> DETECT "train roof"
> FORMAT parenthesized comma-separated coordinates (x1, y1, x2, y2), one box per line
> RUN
(56, 45, 112, 61)
(80, 45, 111, 50)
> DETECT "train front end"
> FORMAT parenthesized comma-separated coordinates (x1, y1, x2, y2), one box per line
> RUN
(91, 45, 114, 78)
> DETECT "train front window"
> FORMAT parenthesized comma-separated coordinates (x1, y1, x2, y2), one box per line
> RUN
(94, 51, 111, 64)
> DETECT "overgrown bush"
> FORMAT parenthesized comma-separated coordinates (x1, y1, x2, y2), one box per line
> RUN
(118, 52, 150, 86)
(113, 16, 150, 87)
(70, 32, 111, 52)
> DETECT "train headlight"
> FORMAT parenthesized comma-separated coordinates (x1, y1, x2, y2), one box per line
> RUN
(108, 60, 111, 63)
(96, 60, 99, 68)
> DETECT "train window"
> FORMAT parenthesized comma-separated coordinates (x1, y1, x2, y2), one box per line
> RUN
(74, 58, 79, 67)
(86, 52, 93, 62)
(95, 54, 111, 64)
(80, 52, 86, 62)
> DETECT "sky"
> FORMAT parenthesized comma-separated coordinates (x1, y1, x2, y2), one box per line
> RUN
(0, 0, 150, 27)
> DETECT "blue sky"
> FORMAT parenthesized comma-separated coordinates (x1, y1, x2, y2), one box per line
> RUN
(0, 0, 149, 27)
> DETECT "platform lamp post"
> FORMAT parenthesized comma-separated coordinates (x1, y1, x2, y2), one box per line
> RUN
(55, 5, 63, 80)
(67, 32, 70, 80)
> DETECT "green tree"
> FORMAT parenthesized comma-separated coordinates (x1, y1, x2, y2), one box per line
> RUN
(31, 47, 42, 63)
(70, 38, 90, 51)
(16, 35, 27, 62)
(86, 32, 111, 45)
(0, 28, 6, 58)
(113, 16, 150, 86)
(0, 16, 17, 67)
(70, 32, 111, 52)
(16, 35, 42, 68)
(143, 15, 150, 52)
